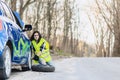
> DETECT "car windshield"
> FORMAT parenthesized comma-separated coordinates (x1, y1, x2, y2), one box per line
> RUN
(0, 5, 3, 16)
(0, 10, 2, 15)
(13, 11, 24, 28)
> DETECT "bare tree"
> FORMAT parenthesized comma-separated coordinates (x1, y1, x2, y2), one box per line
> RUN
(19, 0, 36, 19)
(11, 0, 17, 11)
(34, 0, 44, 31)
(87, 2, 110, 57)
(46, 0, 57, 41)
(62, 0, 71, 51)
(112, 0, 120, 56)
(95, 0, 120, 57)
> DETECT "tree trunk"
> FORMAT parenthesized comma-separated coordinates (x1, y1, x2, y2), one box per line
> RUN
(11, 0, 17, 11)
(47, 1, 51, 41)
(112, 0, 120, 57)
(113, 33, 120, 57)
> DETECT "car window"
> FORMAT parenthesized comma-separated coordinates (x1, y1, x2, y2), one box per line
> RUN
(0, 3, 4, 15)
(0, 10, 2, 15)
(0, 9, 3, 16)
(0, 2, 15, 21)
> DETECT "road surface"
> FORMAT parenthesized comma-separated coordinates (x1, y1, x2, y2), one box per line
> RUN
(8, 57, 120, 80)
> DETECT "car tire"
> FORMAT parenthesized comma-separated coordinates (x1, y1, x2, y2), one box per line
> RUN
(21, 51, 32, 71)
(0, 45, 11, 79)
(31, 65, 55, 72)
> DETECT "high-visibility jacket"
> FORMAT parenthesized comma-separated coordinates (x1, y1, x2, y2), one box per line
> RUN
(32, 38, 51, 62)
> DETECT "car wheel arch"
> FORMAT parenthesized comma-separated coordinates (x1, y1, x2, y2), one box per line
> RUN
(6, 40, 13, 58)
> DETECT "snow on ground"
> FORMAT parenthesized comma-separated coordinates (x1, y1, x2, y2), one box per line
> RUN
(8, 57, 120, 80)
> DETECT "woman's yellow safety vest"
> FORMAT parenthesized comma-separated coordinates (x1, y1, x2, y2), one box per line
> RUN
(32, 38, 51, 62)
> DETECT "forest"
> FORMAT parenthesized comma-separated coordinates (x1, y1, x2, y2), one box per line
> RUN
(5, 0, 120, 57)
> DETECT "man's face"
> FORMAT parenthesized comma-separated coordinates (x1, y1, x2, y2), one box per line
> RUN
(34, 33, 39, 41)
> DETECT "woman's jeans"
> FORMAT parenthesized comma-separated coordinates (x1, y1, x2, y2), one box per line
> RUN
(38, 58, 53, 66)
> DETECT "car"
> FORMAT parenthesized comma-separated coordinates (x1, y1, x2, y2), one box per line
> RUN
(0, 1, 32, 79)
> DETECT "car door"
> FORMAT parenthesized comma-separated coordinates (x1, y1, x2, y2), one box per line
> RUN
(13, 11, 31, 64)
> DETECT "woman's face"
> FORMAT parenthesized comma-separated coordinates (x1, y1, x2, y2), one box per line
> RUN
(34, 32, 39, 41)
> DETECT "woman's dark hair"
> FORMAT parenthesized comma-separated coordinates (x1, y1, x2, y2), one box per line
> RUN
(30, 31, 42, 41)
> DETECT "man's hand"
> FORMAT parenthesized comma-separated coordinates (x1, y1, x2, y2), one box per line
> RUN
(36, 52, 42, 56)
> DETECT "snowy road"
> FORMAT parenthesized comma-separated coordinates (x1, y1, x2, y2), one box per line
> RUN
(8, 57, 120, 80)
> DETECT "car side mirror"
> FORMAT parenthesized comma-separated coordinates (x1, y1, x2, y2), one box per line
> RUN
(23, 25, 32, 31)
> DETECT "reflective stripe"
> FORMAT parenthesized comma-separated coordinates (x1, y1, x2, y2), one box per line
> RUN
(32, 38, 51, 62)
(40, 51, 51, 62)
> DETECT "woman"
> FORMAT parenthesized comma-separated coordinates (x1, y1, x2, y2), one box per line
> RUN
(30, 31, 52, 66)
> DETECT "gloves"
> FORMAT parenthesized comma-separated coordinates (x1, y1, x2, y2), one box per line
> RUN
(32, 51, 42, 61)
(33, 55, 39, 61)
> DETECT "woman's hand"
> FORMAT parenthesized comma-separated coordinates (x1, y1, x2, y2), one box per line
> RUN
(36, 52, 42, 56)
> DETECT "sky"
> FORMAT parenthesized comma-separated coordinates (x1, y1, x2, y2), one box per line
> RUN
(57, 0, 96, 44)
(76, 0, 96, 44)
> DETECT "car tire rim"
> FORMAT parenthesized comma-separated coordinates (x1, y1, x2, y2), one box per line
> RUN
(4, 46, 11, 77)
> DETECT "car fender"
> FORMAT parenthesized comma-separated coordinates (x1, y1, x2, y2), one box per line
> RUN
(0, 16, 17, 55)
(0, 19, 9, 55)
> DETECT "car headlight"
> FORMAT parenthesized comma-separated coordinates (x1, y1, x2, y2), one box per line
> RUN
(0, 20, 3, 31)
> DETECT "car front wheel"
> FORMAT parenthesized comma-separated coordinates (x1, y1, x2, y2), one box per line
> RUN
(0, 45, 11, 79)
